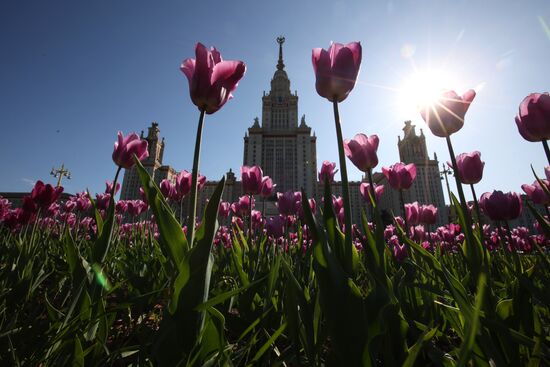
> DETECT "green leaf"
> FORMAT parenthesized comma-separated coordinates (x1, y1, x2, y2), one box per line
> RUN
(195, 276, 266, 311)
(72, 337, 84, 367)
(402, 327, 438, 367)
(153, 176, 225, 366)
(458, 272, 487, 366)
(247, 323, 287, 366)
(134, 156, 188, 268)
(87, 189, 104, 235)
(90, 191, 116, 264)
(451, 193, 483, 279)
(300, 188, 327, 268)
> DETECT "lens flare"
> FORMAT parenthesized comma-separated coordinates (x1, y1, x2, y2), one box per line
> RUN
(399, 70, 460, 114)
(538, 16, 550, 42)
(92, 263, 112, 291)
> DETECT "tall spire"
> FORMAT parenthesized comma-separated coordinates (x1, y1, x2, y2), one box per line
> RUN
(276, 36, 285, 70)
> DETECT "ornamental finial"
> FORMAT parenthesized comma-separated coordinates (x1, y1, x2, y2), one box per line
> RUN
(276, 36, 285, 70)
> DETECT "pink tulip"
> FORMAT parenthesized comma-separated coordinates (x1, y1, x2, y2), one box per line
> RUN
(420, 89, 476, 137)
(127, 200, 147, 217)
(332, 196, 344, 214)
(405, 202, 421, 226)
(251, 210, 263, 229)
(139, 187, 148, 204)
(454, 151, 485, 185)
(218, 202, 231, 218)
(241, 165, 264, 195)
(64, 200, 76, 213)
(277, 191, 301, 216)
(266, 215, 286, 238)
(47, 203, 61, 217)
(30, 181, 64, 209)
(105, 180, 121, 195)
(232, 216, 244, 230)
(0, 197, 12, 221)
(297, 198, 316, 219)
(545, 166, 550, 181)
(64, 212, 77, 228)
(231, 195, 254, 217)
(176, 170, 192, 200)
(21, 196, 38, 222)
(259, 176, 274, 197)
(515, 93, 550, 142)
(418, 204, 438, 225)
(343, 134, 379, 172)
(180, 43, 246, 114)
(115, 200, 128, 214)
(75, 192, 92, 212)
(392, 242, 408, 262)
(382, 163, 417, 190)
(198, 174, 206, 191)
(479, 190, 522, 221)
(318, 161, 338, 183)
(112, 132, 149, 169)
(521, 180, 550, 205)
(160, 179, 176, 200)
(359, 183, 384, 201)
(95, 193, 111, 211)
(312, 42, 362, 103)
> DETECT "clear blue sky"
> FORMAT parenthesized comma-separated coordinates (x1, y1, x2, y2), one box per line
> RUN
(1, 0, 549, 204)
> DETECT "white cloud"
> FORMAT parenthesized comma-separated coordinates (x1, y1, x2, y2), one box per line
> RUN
(21, 178, 36, 187)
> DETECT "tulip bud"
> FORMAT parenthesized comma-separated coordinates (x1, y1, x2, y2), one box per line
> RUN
(454, 151, 485, 185)
(241, 165, 264, 195)
(318, 161, 338, 183)
(112, 132, 149, 169)
(521, 180, 550, 205)
(479, 190, 522, 221)
(181, 43, 246, 114)
(420, 89, 476, 137)
(312, 42, 362, 103)
(382, 162, 417, 190)
(359, 182, 384, 201)
(343, 134, 379, 172)
(515, 93, 550, 142)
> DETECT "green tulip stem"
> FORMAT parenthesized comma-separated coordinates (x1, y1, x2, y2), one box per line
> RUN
(187, 109, 206, 247)
(112, 166, 122, 198)
(542, 140, 550, 166)
(445, 135, 473, 231)
(366, 168, 376, 221)
(249, 193, 253, 241)
(333, 100, 353, 274)
(470, 183, 483, 239)
(399, 189, 408, 229)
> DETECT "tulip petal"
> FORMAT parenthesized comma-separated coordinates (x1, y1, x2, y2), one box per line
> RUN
(180, 58, 196, 83)
(211, 60, 246, 93)
(461, 89, 476, 113)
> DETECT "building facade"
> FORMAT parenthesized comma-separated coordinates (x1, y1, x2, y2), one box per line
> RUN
(372, 121, 447, 225)
(120, 122, 174, 200)
(243, 37, 317, 198)
(119, 38, 451, 228)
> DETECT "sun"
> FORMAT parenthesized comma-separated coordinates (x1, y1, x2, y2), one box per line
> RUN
(399, 70, 460, 116)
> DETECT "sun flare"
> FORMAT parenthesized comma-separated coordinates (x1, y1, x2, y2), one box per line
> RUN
(399, 70, 460, 115)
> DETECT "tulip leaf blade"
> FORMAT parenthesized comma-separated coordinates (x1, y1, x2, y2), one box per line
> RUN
(452, 193, 483, 280)
(90, 192, 116, 265)
(153, 176, 225, 366)
(134, 156, 188, 267)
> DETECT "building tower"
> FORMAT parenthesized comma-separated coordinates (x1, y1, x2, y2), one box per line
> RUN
(120, 122, 166, 200)
(397, 120, 446, 222)
(243, 36, 317, 197)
